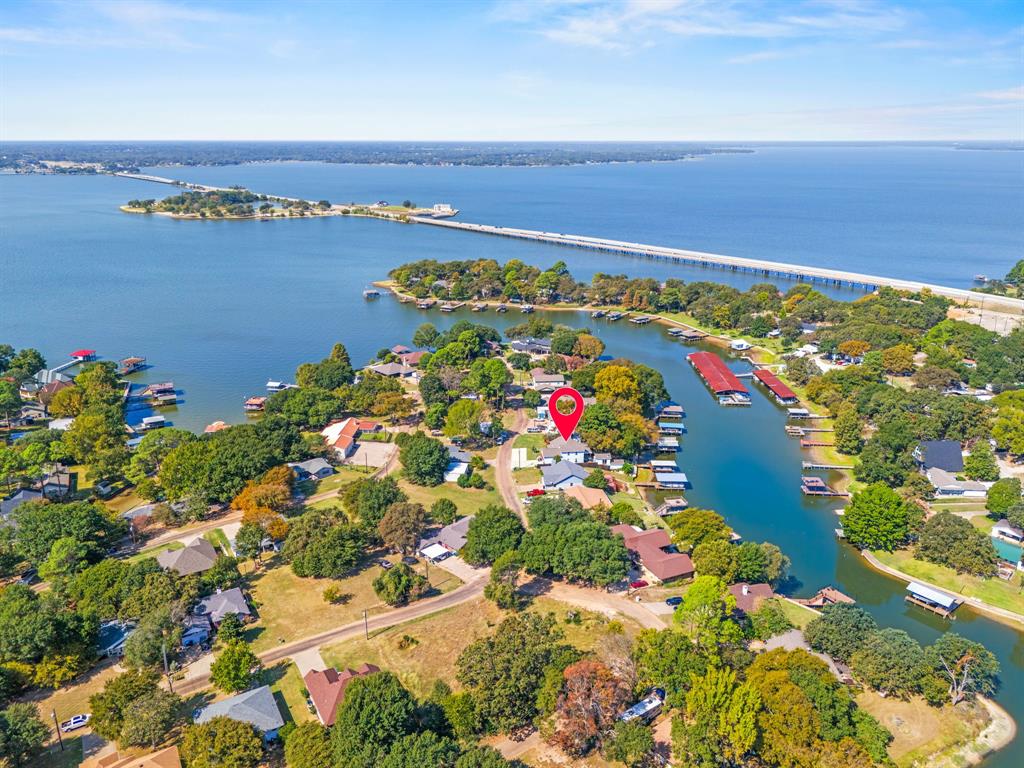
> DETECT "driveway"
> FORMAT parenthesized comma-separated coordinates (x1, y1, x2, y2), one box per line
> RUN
(290, 647, 327, 677)
(496, 409, 529, 523)
(433, 555, 486, 582)
(346, 441, 397, 470)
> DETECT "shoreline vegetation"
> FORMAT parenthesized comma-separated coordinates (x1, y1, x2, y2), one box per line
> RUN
(2, 141, 752, 173)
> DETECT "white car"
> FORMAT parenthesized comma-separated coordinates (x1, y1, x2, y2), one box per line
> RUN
(60, 714, 90, 733)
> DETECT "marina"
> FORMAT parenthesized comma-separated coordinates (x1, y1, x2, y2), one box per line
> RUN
(752, 369, 799, 405)
(687, 351, 751, 406)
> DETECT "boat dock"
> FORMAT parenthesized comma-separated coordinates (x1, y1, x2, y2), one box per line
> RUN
(416, 299, 436, 309)
(799, 439, 834, 448)
(687, 351, 751, 406)
(905, 581, 960, 618)
(440, 302, 465, 312)
(752, 369, 799, 405)
(408, 217, 1024, 310)
(801, 476, 849, 497)
(787, 408, 826, 420)
(802, 461, 854, 470)
(630, 315, 654, 324)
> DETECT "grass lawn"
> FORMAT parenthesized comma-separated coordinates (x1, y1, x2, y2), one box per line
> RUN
(513, 466, 541, 485)
(873, 549, 1024, 617)
(320, 594, 643, 700)
(266, 661, 315, 725)
(777, 597, 818, 630)
(104, 487, 145, 516)
(32, 738, 84, 768)
(245, 556, 462, 654)
(398, 468, 501, 517)
(204, 527, 232, 554)
(127, 540, 182, 563)
(512, 432, 546, 459)
(610, 491, 643, 511)
(970, 514, 995, 533)
(322, 597, 506, 698)
(856, 691, 987, 768)
(21, 659, 122, 760)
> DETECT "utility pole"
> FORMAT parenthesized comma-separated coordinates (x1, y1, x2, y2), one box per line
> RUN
(363, 609, 369, 640)
(162, 641, 174, 693)
(51, 710, 63, 751)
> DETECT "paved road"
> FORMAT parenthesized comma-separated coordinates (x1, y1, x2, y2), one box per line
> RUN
(141, 511, 243, 551)
(175, 573, 488, 695)
(496, 409, 529, 524)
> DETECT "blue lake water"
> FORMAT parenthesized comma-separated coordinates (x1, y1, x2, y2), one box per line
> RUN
(2, 145, 1023, 764)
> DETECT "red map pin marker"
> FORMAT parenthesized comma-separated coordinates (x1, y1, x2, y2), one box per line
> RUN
(548, 387, 585, 441)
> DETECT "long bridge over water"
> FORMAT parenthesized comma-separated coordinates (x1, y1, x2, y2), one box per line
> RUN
(410, 217, 1023, 312)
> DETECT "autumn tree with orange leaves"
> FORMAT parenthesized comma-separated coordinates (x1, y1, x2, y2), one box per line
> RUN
(552, 660, 630, 757)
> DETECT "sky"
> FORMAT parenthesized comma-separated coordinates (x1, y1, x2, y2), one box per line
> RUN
(1, 0, 1022, 141)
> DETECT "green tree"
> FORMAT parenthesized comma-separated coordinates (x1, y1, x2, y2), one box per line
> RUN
(673, 666, 761, 767)
(691, 539, 738, 581)
(283, 511, 366, 578)
(833, 405, 864, 455)
(963, 441, 999, 481)
(89, 669, 161, 742)
(666, 508, 730, 551)
(673, 575, 742, 654)
(431, 498, 459, 525)
(748, 599, 794, 641)
(805, 603, 878, 663)
(986, 477, 1021, 517)
(462, 505, 524, 566)
(180, 716, 263, 768)
(210, 641, 259, 694)
(378, 731, 461, 768)
(413, 323, 440, 349)
(457, 613, 570, 732)
(38, 536, 91, 582)
(851, 629, 924, 697)
(373, 562, 429, 606)
(0, 703, 48, 767)
(284, 721, 333, 768)
(119, 688, 181, 749)
(378, 502, 428, 554)
(632, 629, 708, 708)
(604, 720, 654, 767)
(455, 746, 523, 768)
(842, 482, 918, 551)
(341, 475, 407, 530)
(234, 523, 265, 566)
(916, 511, 997, 577)
(582, 468, 607, 490)
(398, 432, 449, 486)
(518, 521, 629, 586)
(923, 633, 999, 706)
(330, 671, 416, 768)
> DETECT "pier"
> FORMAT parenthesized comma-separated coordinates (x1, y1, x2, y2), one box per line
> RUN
(802, 461, 854, 470)
(409, 217, 1024, 311)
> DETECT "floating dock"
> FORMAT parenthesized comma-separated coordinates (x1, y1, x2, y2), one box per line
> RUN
(801, 476, 849, 497)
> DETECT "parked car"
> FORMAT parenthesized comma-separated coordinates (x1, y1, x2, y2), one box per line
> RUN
(375, 558, 393, 570)
(401, 556, 418, 565)
(665, 596, 683, 606)
(60, 714, 90, 733)
(526, 489, 547, 497)
(16, 568, 37, 585)
(629, 580, 649, 590)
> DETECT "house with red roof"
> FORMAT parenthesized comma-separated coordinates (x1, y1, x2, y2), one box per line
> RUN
(320, 418, 362, 459)
(611, 524, 694, 584)
(728, 582, 775, 614)
(303, 664, 380, 726)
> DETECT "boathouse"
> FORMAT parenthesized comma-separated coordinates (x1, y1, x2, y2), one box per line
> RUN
(752, 369, 799, 405)
(905, 582, 960, 618)
(687, 351, 751, 406)
(654, 472, 689, 490)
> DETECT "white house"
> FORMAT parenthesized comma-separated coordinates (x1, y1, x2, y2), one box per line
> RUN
(540, 437, 590, 465)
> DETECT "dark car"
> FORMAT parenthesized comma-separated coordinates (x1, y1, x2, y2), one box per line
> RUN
(665, 596, 683, 606)
(401, 556, 418, 565)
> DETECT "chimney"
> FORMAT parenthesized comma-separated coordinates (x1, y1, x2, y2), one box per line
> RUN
(741, 584, 749, 596)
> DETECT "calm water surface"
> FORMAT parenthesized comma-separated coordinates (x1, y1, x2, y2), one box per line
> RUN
(2, 148, 1022, 764)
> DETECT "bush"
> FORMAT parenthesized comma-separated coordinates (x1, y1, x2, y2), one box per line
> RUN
(373, 563, 428, 606)
(430, 498, 458, 525)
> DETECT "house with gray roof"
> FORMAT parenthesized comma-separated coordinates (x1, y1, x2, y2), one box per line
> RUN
(1, 489, 42, 521)
(157, 538, 219, 577)
(541, 460, 589, 490)
(417, 515, 472, 556)
(913, 440, 964, 472)
(287, 458, 335, 480)
(193, 587, 252, 626)
(194, 685, 284, 741)
(540, 437, 590, 465)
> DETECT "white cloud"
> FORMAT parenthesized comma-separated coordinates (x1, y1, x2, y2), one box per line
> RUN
(977, 85, 1024, 101)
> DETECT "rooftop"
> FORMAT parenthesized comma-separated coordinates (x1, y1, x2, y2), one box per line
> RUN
(915, 440, 964, 472)
(611, 524, 694, 582)
(541, 460, 589, 487)
(194, 587, 251, 624)
(687, 351, 748, 395)
(156, 538, 219, 576)
(304, 664, 380, 726)
(563, 484, 612, 510)
(728, 582, 775, 613)
(194, 685, 284, 733)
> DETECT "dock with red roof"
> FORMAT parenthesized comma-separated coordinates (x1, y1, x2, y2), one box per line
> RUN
(686, 351, 750, 406)
(752, 369, 799, 405)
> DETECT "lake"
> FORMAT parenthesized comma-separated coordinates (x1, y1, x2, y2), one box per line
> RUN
(2, 145, 1023, 763)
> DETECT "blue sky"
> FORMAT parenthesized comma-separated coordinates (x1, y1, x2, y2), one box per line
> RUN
(1, 0, 1021, 140)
